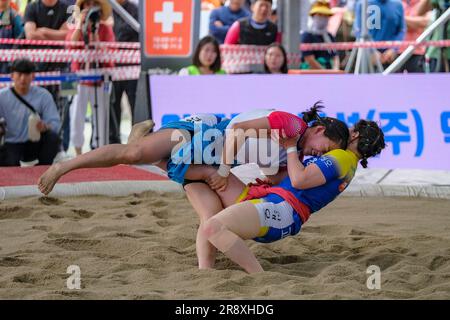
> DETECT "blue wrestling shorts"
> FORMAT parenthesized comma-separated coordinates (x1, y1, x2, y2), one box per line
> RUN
(159, 117, 231, 184)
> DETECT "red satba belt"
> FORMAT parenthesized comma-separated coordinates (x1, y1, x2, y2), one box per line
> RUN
(242, 184, 311, 224)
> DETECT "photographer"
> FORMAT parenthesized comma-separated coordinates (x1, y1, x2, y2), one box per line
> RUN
(66, 0, 115, 155)
(0, 59, 61, 167)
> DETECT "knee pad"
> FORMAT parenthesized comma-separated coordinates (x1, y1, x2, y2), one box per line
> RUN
(205, 218, 240, 253)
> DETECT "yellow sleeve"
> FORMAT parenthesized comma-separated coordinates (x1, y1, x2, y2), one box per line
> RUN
(323, 149, 354, 179)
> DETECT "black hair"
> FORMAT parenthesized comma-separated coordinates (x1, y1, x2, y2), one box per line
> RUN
(192, 35, 222, 73)
(353, 120, 386, 168)
(302, 101, 349, 150)
(264, 43, 288, 74)
(11, 59, 36, 74)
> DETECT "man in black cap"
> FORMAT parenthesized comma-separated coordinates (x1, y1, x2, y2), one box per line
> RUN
(0, 59, 61, 167)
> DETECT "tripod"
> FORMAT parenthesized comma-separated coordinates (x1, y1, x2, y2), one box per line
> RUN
(83, 10, 109, 149)
(344, 0, 383, 73)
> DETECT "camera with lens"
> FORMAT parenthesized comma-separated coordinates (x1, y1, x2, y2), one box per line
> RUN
(87, 6, 101, 23)
(83, 6, 102, 45)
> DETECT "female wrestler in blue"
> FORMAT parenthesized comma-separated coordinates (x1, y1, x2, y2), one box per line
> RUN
(183, 119, 385, 273)
(38, 104, 348, 195)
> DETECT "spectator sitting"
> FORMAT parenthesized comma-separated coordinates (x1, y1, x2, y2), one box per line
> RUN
(0, 0, 24, 74)
(209, 0, 250, 44)
(179, 36, 226, 75)
(66, 0, 115, 155)
(300, 0, 340, 70)
(353, 0, 406, 68)
(224, 0, 280, 45)
(263, 42, 288, 73)
(0, 59, 61, 167)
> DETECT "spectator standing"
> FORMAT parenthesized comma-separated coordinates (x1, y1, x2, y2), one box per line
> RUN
(0, 59, 61, 166)
(109, 0, 138, 144)
(209, 0, 250, 44)
(24, 0, 71, 69)
(224, 0, 280, 45)
(24, 0, 71, 151)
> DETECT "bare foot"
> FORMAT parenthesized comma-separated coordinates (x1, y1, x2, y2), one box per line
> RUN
(37, 163, 64, 195)
(127, 120, 155, 144)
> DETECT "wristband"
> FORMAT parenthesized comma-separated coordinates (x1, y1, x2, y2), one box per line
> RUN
(217, 164, 231, 177)
(286, 146, 298, 155)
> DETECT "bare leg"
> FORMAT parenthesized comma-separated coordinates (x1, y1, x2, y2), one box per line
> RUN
(184, 183, 223, 269)
(215, 174, 247, 207)
(38, 129, 183, 195)
(183, 165, 246, 206)
(203, 201, 263, 273)
(157, 161, 256, 271)
(146, 160, 248, 269)
(183, 165, 247, 269)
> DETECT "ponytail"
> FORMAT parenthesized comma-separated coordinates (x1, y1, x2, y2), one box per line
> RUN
(354, 120, 386, 168)
(302, 101, 324, 123)
(360, 158, 368, 168)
